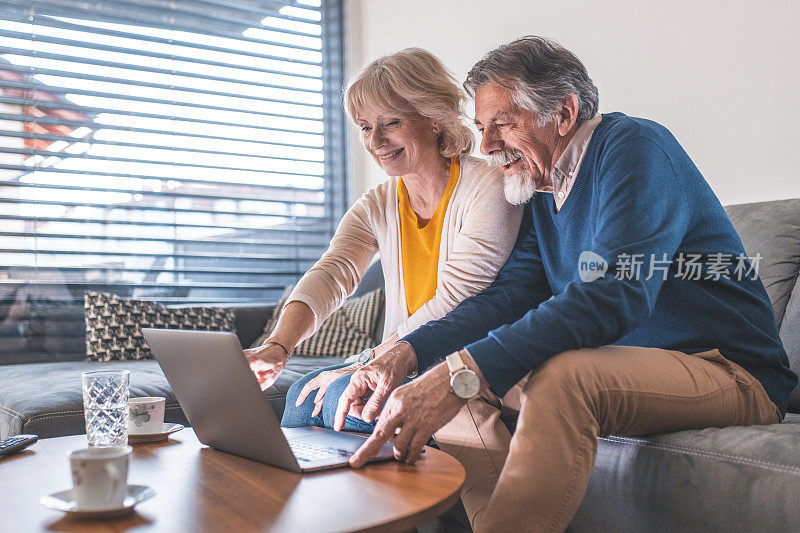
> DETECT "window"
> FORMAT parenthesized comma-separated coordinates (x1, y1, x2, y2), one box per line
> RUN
(0, 0, 347, 362)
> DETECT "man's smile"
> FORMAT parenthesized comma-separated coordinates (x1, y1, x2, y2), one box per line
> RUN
(502, 154, 524, 174)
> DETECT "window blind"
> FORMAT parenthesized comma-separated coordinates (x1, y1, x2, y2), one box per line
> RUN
(0, 0, 347, 362)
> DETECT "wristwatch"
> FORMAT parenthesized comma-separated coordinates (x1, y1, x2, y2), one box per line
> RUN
(355, 348, 374, 367)
(446, 352, 481, 400)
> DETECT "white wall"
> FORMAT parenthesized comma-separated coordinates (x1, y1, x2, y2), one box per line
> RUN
(345, 0, 800, 206)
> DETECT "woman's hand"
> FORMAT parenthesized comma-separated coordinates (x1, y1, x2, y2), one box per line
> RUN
(296, 364, 360, 417)
(243, 342, 289, 391)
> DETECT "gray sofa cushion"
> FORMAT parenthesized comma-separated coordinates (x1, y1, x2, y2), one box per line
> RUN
(724, 199, 800, 327)
(725, 199, 800, 413)
(0, 361, 181, 439)
(353, 260, 386, 342)
(0, 356, 341, 439)
(232, 304, 274, 349)
(780, 278, 800, 413)
(570, 414, 800, 532)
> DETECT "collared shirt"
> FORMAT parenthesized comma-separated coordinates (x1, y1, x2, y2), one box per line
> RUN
(546, 114, 602, 211)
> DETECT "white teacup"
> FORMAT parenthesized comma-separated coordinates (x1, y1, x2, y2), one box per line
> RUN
(69, 446, 131, 510)
(128, 396, 166, 434)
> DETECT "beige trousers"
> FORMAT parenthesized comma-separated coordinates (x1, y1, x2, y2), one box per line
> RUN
(433, 346, 782, 533)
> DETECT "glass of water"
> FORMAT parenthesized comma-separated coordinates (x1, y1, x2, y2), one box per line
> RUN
(81, 370, 130, 447)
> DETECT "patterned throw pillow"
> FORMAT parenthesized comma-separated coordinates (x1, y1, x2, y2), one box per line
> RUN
(84, 292, 236, 362)
(251, 286, 384, 357)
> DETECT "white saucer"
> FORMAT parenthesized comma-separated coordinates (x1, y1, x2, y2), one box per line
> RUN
(128, 423, 185, 443)
(40, 484, 155, 518)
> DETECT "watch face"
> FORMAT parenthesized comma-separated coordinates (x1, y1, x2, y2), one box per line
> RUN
(451, 371, 480, 399)
(357, 349, 372, 365)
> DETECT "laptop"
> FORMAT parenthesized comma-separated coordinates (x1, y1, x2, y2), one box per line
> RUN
(142, 328, 395, 473)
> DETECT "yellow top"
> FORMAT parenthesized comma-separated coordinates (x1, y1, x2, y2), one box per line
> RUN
(398, 156, 460, 316)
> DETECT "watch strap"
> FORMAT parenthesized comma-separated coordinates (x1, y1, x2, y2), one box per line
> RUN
(446, 352, 466, 374)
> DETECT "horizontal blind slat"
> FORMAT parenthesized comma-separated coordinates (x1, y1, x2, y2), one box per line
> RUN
(0, 128, 325, 165)
(0, 67, 323, 109)
(0, 248, 324, 260)
(0, 28, 323, 69)
(0, 96, 324, 135)
(0, 280, 294, 290)
(0, 180, 325, 205)
(0, 146, 325, 178)
(0, 231, 329, 246)
(0, 76, 324, 120)
(0, 111, 324, 149)
(0, 173, 323, 197)
(0, 214, 328, 233)
(2, 264, 314, 275)
(13, 0, 322, 38)
(0, 47, 323, 94)
(21, 11, 322, 52)
(0, 196, 327, 220)
(0, 296, 289, 304)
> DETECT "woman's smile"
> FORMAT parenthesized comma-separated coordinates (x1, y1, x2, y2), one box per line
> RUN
(378, 148, 405, 161)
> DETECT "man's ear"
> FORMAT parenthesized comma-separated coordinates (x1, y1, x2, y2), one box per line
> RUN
(556, 93, 580, 137)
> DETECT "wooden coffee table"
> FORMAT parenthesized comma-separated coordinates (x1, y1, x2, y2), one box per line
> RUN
(0, 429, 465, 532)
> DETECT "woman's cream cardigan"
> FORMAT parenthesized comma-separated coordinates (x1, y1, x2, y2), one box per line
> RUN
(287, 155, 523, 343)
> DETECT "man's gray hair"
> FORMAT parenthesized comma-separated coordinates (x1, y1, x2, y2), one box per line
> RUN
(464, 36, 599, 126)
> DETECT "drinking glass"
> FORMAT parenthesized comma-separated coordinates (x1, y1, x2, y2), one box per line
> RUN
(81, 370, 130, 447)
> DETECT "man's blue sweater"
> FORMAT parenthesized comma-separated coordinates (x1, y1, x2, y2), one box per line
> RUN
(404, 113, 796, 414)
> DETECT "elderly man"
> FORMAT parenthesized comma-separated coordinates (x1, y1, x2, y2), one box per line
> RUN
(333, 37, 796, 532)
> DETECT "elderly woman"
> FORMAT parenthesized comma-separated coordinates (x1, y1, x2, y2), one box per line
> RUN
(244, 48, 522, 432)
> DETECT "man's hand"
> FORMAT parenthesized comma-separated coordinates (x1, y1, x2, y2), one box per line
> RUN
(243, 342, 289, 391)
(333, 341, 417, 431)
(348, 349, 491, 467)
(349, 362, 463, 467)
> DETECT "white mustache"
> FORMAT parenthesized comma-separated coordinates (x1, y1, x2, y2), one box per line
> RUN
(486, 148, 523, 167)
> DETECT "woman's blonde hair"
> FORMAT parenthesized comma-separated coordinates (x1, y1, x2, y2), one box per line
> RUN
(344, 48, 474, 157)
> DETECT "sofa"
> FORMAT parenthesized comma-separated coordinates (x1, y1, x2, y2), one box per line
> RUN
(569, 198, 800, 532)
(1, 199, 799, 532)
(0, 262, 388, 441)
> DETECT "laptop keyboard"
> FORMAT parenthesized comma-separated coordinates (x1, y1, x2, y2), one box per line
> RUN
(287, 438, 352, 462)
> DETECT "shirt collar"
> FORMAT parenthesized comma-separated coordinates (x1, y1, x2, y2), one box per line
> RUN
(549, 114, 602, 191)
